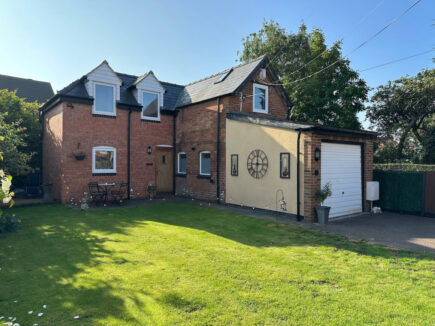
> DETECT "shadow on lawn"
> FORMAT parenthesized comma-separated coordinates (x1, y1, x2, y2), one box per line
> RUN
(0, 202, 432, 324)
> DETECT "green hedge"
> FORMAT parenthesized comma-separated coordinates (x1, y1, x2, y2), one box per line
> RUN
(374, 163, 435, 172)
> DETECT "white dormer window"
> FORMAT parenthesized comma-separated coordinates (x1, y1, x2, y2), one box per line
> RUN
(93, 82, 116, 116)
(141, 90, 160, 121)
(253, 83, 268, 113)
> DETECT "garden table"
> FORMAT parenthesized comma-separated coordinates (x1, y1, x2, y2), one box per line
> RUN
(98, 183, 116, 202)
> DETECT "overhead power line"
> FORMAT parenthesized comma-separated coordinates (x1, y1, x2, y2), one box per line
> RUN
(265, 0, 423, 86)
(359, 49, 434, 72)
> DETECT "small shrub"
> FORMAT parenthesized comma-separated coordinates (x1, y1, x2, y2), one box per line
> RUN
(0, 213, 20, 233)
(315, 182, 332, 206)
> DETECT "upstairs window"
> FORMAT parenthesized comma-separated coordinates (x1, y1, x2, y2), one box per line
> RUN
(199, 151, 211, 176)
(94, 83, 115, 116)
(92, 146, 116, 174)
(253, 83, 268, 113)
(142, 91, 160, 121)
(178, 152, 186, 174)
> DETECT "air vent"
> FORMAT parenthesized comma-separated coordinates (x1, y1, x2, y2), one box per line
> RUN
(214, 69, 232, 84)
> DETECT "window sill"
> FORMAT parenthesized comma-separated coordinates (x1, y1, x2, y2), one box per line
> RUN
(92, 113, 116, 119)
(197, 174, 211, 179)
(141, 118, 161, 123)
(176, 173, 187, 178)
(92, 172, 117, 176)
(252, 110, 268, 115)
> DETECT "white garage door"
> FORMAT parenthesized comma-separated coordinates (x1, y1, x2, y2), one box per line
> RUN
(321, 142, 362, 218)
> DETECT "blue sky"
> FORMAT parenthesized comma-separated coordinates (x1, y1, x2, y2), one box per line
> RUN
(0, 0, 433, 125)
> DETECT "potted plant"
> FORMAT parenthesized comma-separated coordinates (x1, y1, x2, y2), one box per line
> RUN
(315, 182, 332, 224)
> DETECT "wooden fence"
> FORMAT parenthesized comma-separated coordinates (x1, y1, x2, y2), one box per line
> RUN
(373, 170, 435, 217)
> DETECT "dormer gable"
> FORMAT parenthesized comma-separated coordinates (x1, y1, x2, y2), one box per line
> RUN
(131, 71, 165, 121)
(85, 60, 122, 101)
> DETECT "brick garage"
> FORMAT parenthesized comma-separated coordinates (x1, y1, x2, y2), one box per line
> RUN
(225, 112, 376, 222)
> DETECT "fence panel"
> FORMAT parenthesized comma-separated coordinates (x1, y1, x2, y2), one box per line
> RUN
(425, 172, 435, 216)
(373, 170, 424, 214)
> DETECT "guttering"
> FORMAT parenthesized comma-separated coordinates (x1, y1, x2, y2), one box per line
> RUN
(127, 109, 132, 199)
(296, 129, 302, 221)
(216, 97, 221, 203)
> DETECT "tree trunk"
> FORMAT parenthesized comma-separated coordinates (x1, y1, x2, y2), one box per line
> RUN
(397, 116, 417, 160)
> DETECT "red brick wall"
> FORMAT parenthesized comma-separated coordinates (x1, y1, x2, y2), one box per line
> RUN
(43, 101, 173, 203)
(42, 103, 63, 201)
(175, 68, 290, 201)
(303, 132, 374, 221)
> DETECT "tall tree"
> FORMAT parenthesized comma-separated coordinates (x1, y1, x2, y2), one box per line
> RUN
(367, 69, 435, 163)
(239, 21, 369, 129)
(0, 89, 40, 172)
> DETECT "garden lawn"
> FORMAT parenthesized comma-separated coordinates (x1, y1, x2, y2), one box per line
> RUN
(0, 203, 434, 325)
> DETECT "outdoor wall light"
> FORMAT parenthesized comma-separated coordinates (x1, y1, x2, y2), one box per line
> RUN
(314, 148, 321, 161)
(147, 146, 152, 154)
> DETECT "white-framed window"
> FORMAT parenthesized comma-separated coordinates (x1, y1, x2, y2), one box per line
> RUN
(92, 146, 116, 174)
(253, 83, 268, 113)
(178, 152, 187, 174)
(141, 90, 160, 121)
(93, 82, 116, 116)
(199, 151, 211, 176)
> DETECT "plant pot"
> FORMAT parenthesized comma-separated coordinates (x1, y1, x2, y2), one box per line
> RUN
(42, 184, 53, 201)
(72, 152, 86, 160)
(315, 205, 331, 224)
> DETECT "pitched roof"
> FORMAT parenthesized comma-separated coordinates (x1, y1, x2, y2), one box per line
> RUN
(175, 56, 267, 107)
(40, 55, 289, 113)
(0, 74, 54, 103)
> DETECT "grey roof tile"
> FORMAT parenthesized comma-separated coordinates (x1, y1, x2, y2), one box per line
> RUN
(175, 56, 265, 107)
(0, 74, 54, 103)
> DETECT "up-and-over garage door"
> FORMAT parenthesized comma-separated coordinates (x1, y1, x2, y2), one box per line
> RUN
(321, 142, 362, 218)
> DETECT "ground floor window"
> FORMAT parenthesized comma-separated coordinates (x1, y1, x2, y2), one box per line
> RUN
(199, 151, 211, 176)
(178, 152, 186, 174)
(92, 146, 116, 174)
(231, 154, 238, 176)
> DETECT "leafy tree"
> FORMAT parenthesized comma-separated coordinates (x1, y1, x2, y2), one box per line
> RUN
(367, 69, 435, 163)
(0, 89, 40, 173)
(239, 21, 369, 129)
(0, 114, 32, 176)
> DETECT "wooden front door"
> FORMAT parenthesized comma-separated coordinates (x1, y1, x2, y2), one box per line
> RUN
(155, 148, 173, 193)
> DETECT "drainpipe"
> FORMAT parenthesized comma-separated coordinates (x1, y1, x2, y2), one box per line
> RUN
(296, 130, 302, 221)
(127, 109, 132, 199)
(216, 97, 221, 203)
(173, 110, 178, 195)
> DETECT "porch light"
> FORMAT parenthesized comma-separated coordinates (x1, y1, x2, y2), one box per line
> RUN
(147, 146, 152, 154)
(314, 148, 321, 161)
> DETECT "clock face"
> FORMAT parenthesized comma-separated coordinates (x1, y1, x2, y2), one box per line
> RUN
(247, 149, 268, 179)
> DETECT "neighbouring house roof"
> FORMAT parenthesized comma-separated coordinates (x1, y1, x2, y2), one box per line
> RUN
(0, 74, 54, 103)
(226, 111, 378, 139)
(40, 55, 290, 114)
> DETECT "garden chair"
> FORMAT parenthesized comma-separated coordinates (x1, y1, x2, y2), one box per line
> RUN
(110, 181, 128, 204)
(88, 182, 106, 205)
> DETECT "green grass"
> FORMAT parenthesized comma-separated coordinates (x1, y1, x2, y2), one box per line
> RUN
(0, 203, 434, 325)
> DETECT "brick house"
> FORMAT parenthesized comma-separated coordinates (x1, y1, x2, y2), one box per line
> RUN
(41, 56, 376, 221)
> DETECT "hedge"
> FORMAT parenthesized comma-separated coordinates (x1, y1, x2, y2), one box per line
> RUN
(374, 163, 435, 172)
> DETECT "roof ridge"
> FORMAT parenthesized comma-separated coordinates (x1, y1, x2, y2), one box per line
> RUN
(160, 81, 184, 87)
(0, 73, 52, 85)
(115, 72, 139, 78)
(184, 55, 266, 87)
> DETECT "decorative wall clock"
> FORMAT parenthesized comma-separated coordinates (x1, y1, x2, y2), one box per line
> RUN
(247, 149, 268, 179)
